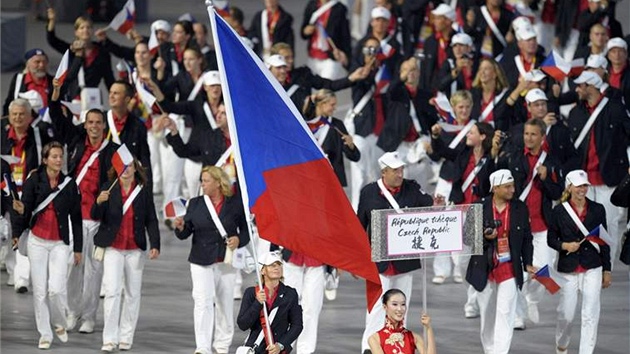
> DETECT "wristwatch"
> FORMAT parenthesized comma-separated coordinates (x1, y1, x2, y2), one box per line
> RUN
(277, 343, 285, 351)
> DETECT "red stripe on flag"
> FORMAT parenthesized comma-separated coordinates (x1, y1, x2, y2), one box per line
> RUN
(252, 159, 382, 310)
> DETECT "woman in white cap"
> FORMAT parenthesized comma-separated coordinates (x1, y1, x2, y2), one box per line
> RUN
(367, 288, 436, 354)
(547, 169, 611, 354)
(173, 166, 249, 354)
(237, 251, 303, 354)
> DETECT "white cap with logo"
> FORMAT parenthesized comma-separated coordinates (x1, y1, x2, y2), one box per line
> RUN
(431, 4, 456, 21)
(202, 71, 221, 86)
(259, 251, 283, 267)
(574, 71, 604, 89)
(565, 169, 591, 188)
(607, 37, 628, 51)
(489, 169, 514, 191)
(371, 6, 391, 20)
(586, 54, 608, 70)
(266, 54, 288, 69)
(525, 88, 548, 104)
(451, 33, 473, 47)
(378, 152, 406, 170)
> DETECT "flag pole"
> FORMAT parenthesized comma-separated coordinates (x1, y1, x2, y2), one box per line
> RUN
(205, 0, 274, 345)
(422, 256, 428, 349)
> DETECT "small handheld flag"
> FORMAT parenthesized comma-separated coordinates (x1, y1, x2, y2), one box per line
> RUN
(148, 30, 160, 56)
(586, 224, 616, 249)
(107, 0, 136, 35)
(434, 92, 456, 124)
(532, 264, 565, 295)
(164, 197, 187, 219)
(112, 144, 134, 176)
(54, 50, 70, 86)
(540, 51, 571, 82)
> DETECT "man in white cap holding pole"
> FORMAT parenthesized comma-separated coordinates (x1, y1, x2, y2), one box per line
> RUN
(357, 152, 434, 354)
(568, 70, 630, 262)
(466, 169, 535, 354)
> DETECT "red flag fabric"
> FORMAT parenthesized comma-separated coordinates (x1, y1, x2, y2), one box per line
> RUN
(108, 0, 136, 35)
(54, 50, 70, 86)
(111, 144, 134, 176)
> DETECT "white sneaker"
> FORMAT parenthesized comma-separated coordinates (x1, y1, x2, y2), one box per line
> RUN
(79, 320, 95, 334)
(453, 275, 464, 283)
(38, 337, 51, 349)
(54, 327, 68, 343)
(66, 313, 77, 331)
(119, 342, 132, 351)
(432, 276, 446, 284)
(464, 309, 479, 318)
(101, 343, 117, 352)
(527, 303, 540, 324)
(513, 317, 526, 330)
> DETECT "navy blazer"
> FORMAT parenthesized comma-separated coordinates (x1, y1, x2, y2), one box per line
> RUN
(237, 283, 303, 353)
(12, 167, 82, 252)
(466, 197, 534, 292)
(567, 97, 630, 186)
(248, 6, 295, 58)
(1, 118, 55, 181)
(357, 179, 433, 274)
(611, 173, 630, 265)
(547, 198, 611, 272)
(91, 181, 160, 251)
(175, 195, 249, 266)
(316, 117, 360, 186)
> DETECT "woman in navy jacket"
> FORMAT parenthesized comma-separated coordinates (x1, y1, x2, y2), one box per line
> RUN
(547, 169, 611, 354)
(173, 166, 249, 354)
(12, 141, 82, 350)
(92, 158, 160, 352)
(237, 251, 303, 354)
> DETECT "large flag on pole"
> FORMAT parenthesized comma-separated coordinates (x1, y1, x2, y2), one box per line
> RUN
(207, 5, 382, 310)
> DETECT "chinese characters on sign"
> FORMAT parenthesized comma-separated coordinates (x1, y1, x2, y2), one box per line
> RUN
(386, 210, 464, 257)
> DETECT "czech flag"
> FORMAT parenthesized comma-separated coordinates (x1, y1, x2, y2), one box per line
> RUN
(164, 197, 187, 219)
(532, 264, 566, 295)
(54, 50, 70, 86)
(214, 0, 230, 18)
(207, 5, 382, 310)
(148, 30, 160, 56)
(112, 144, 134, 176)
(569, 58, 585, 77)
(108, 0, 136, 35)
(314, 22, 330, 52)
(135, 78, 161, 114)
(376, 41, 395, 61)
(1, 173, 17, 199)
(540, 51, 571, 82)
(434, 92, 456, 124)
(586, 224, 616, 248)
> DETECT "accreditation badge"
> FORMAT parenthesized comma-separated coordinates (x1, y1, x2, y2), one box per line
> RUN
(497, 233, 511, 263)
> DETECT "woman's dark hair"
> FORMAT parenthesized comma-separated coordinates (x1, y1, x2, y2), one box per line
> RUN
(382, 288, 406, 304)
(107, 159, 148, 186)
(476, 122, 495, 155)
(184, 46, 208, 72)
(41, 141, 64, 162)
(230, 6, 244, 25)
(175, 20, 194, 37)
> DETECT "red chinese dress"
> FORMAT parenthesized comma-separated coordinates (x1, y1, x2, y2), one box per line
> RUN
(377, 317, 417, 354)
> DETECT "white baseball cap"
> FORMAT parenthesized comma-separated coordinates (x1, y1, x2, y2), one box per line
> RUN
(151, 20, 172, 33)
(512, 16, 532, 34)
(18, 90, 44, 112)
(574, 71, 604, 89)
(265, 54, 287, 69)
(607, 37, 628, 51)
(586, 54, 608, 70)
(565, 170, 591, 188)
(378, 152, 406, 170)
(431, 4, 456, 22)
(202, 71, 221, 86)
(451, 33, 473, 47)
(516, 25, 537, 41)
(371, 6, 391, 20)
(259, 251, 283, 266)
(525, 88, 548, 104)
(489, 169, 514, 190)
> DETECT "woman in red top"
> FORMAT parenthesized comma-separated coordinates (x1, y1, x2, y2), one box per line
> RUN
(12, 141, 82, 350)
(92, 158, 160, 352)
(368, 289, 436, 354)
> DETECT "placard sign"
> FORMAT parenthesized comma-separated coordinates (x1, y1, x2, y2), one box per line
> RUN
(387, 209, 463, 256)
(370, 204, 483, 262)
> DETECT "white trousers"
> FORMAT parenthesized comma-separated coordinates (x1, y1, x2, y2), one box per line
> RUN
(184, 160, 203, 199)
(350, 134, 383, 210)
(159, 138, 185, 208)
(67, 220, 102, 322)
(283, 262, 326, 354)
(28, 233, 71, 340)
(102, 248, 145, 346)
(587, 185, 627, 265)
(361, 272, 414, 352)
(147, 131, 163, 194)
(517, 230, 556, 321)
(307, 57, 346, 80)
(433, 253, 463, 278)
(477, 278, 518, 354)
(556, 267, 602, 354)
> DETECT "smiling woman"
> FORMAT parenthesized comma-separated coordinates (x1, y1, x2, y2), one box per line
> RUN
(367, 289, 436, 354)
